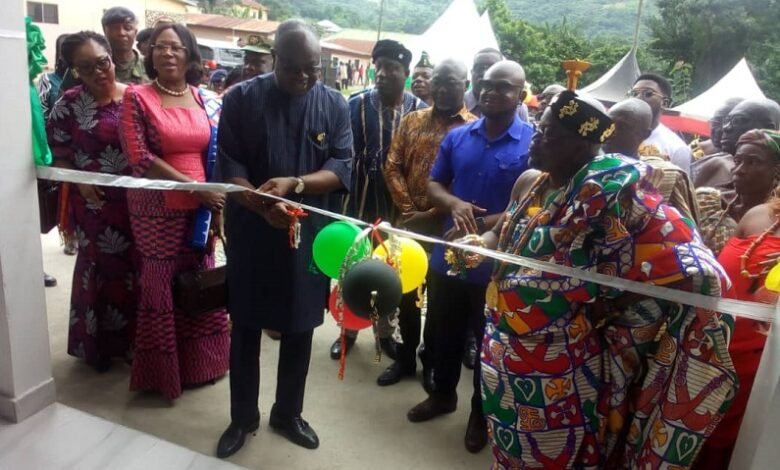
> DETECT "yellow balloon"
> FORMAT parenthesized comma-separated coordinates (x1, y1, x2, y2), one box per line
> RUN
(374, 237, 428, 293)
(765, 262, 780, 292)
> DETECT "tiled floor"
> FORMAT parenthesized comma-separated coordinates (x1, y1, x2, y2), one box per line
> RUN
(34, 231, 491, 470)
(0, 404, 246, 470)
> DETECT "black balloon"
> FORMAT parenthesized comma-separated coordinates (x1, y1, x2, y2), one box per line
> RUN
(341, 259, 402, 319)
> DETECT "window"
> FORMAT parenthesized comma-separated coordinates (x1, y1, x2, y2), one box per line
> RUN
(27, 2, 59, 24)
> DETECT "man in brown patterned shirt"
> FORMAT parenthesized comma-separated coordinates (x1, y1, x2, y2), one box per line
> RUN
(380, 59, 476, 387)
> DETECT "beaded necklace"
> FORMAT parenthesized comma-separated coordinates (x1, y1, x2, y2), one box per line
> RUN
(154, 78, 188, 97)
(740, 218, 780, 279)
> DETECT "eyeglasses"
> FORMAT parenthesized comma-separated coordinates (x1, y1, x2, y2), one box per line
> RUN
(723, 114, 753, 128)
(275, 55, 321, 77)
(151, 44, 188, 55)
(628, 88, 666, 100)
(431, 78, 465, 90)
(480, 80, 521, 94)
(74, 55, 112, 76)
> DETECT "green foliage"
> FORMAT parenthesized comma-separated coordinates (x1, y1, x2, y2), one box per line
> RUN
(481, 0, 654, 91)
(669, 61, 693, 104)
(648, 0, 780, 100)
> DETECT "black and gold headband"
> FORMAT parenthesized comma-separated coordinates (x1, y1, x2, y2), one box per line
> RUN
(549, 90, 615, 143)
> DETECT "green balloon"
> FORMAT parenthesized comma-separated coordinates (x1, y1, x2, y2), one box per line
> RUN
(313, 222, 370, 279)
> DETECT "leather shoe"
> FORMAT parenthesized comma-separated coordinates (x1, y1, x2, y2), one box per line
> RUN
(407, 393, 457, 423)
(330, 336, 356, 360)
(216, 418, 260, 459)
(269, 411, 319, 449)
(464, 411, 488, 453)
(376, 361, 415, 386)
(422, 366, 436, 394)
(379, 337, 398, 360)
(463, 338, 478, 370)
(44, 273, 57, 288)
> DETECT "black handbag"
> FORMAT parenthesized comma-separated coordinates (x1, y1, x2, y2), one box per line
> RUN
(37, 179, 60, 234)
(172, 236, 227, 317)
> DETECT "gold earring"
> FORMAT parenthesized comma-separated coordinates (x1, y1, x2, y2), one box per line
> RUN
(72, 70, 79, 79)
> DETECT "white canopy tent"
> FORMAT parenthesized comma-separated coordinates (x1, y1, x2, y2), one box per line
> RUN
(672, 58, 765, 120)
(408, 0, 499, 74)
(581, 48, 641, 105)
(661, 58, 765, 135)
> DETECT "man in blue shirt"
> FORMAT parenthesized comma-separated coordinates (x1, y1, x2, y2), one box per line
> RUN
(407, 60, 533, 454)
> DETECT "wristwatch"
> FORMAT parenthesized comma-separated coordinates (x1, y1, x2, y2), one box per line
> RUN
(293, 177, 305, 194)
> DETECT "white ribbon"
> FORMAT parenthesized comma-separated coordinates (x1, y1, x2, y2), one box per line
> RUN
(38, 166, 777, 323)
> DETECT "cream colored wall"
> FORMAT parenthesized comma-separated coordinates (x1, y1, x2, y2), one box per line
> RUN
(144, 0, 189, 14)
(26, 0, 199, 67)
(26, 0, 145, 66)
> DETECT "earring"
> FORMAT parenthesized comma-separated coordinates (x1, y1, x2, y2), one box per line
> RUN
(72, 70, 79, 79)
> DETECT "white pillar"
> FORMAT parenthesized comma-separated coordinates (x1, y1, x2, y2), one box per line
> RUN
(729, 301, 780, 468)
(0, 8, 56, 422)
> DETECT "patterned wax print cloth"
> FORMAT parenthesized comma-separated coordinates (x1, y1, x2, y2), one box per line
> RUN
(482, 154, 737, 469)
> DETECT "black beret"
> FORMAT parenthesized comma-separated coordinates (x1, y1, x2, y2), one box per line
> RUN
(372, 39, 412, 69)
(101, 7, 136, 27)
(549, 90, 615, 143)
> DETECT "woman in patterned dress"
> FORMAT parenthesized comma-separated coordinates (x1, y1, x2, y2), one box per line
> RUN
(119, 23, 229, 400)
(47, 31, 136, 373)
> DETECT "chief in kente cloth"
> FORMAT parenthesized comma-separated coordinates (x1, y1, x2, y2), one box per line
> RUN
(214, 19, 353, 459)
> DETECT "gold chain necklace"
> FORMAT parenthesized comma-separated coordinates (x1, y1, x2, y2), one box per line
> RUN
(154, 78, 188, 97)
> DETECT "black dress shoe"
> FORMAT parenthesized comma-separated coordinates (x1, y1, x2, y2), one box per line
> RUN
(379, 337, 398, 360)
(376, 361, 415, 386)
(463, 339, 478, 370)
(464, 411, 488, 453)
(422, 367, 436, 394)
(94, 354, 111, 373)
(330, 336, 356, 360)
(44, 273, 57, 288)
(407, 392, 457, 423)
(216, 418, 260, 459)
(269, 412, 319, 449)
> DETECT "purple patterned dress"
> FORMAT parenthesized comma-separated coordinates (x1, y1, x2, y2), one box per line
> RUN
(47, 85, 137, 366)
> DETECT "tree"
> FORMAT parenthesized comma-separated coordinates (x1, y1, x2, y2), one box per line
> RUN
(648, 0, 768, 95)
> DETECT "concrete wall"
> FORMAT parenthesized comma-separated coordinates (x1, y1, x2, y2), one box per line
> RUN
(25, 0, 146, 65)
(25, 0, 195, 66)
(0, 4, 56, 423)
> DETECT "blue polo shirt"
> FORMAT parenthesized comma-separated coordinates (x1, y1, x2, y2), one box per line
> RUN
(430, 116, 533, 286)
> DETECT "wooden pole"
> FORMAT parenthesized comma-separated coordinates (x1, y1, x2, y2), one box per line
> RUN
(377, 0, 385, 42)
(632, 0, 645, 51)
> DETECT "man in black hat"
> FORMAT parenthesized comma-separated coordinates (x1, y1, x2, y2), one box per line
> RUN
(101, 7, 148, 84)
(329, 39, 427, 361)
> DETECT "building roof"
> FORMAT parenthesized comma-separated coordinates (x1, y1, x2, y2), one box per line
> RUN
(320, 41, 371, 58)
(175, 0, 199, 6)
(239, 0, 269, 11)
(325, 28, 419, 45)
(328, 38, 375, 56)
(184, 13, 278, 34)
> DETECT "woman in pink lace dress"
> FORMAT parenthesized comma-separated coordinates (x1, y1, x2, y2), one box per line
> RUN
(119, 23, 229, 399)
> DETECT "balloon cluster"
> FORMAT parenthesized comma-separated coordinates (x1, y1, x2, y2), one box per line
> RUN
(313, 221, 428, 329)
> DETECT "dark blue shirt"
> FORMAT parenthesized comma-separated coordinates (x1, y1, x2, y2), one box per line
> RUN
(216, 75, 353, 332)
(430, 115, 533, 285)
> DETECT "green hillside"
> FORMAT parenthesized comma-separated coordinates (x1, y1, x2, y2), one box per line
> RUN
(261, 0, 652, 38)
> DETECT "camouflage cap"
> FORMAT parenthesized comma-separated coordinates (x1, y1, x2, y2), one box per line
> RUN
(242, 34, 272, 54)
